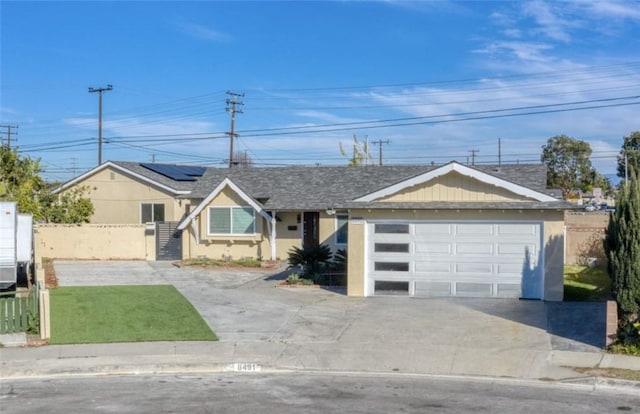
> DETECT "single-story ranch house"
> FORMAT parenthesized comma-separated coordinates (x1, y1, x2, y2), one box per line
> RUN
(55, 160, 574, 300)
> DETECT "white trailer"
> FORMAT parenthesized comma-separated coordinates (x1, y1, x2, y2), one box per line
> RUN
(0, 202, 18, 289)
(0, 202, 34, 289)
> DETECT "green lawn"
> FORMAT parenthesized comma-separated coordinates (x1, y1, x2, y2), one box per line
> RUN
(50, 285, 217, 344)
(564, 265, 612, 301)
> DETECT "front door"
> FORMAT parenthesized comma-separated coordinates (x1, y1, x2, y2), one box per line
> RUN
(303, 212, 319, 248)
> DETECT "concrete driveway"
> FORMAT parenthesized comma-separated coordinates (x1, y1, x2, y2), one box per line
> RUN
(53, 260, 606, 377)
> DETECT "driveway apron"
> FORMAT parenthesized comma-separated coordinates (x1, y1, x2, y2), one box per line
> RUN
(53, 260, 606, 368)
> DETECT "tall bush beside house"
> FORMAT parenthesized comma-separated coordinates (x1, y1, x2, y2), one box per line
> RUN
(604, 169, 640, 351)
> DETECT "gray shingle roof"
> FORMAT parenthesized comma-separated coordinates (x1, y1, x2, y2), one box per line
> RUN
(108, 161, 562, 210)
(185, 163, 552, 210)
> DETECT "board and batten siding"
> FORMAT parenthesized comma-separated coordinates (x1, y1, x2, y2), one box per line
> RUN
(377, 171, 531, 203)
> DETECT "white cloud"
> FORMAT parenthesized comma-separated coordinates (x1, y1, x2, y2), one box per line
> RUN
(573, 0, 640, 21)
(64, 116, 216, 139)
(522, 0, 579, 43)
(475, 41, 554, 63)
(176, 22, 231, 42)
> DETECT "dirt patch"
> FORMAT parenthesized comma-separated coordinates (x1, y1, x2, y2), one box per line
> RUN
(175, 259, 282, 271)
(27, 334, 49, 347)
(43, 258, 58, 289)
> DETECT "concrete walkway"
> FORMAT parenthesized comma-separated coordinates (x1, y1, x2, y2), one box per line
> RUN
(1, 260, 638, 389)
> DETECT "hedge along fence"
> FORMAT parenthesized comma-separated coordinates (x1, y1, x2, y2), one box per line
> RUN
(0, 286, 39, 335)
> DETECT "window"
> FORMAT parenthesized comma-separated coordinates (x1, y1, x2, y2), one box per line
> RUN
(336, 214, 348, 245)
(141, 203, 165, 223)
(374, 281, 409, 295)
(375, 243, 410, 253)
(208, 207, 255, 235)
(375, 223, 409, 234)
(374, 262, 409, 271)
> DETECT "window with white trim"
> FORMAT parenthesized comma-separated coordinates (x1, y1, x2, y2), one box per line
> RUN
(141, 203, 165, 223)
(336, 214, 348, 245)
(208, 206, 255, 235)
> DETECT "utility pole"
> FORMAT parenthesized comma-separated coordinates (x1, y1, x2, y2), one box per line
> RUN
(226, 91, 244, 168)
(0, 125, 18, 148)
(88, 84, 113, 165)
(498, 138, 502, 166)
(469, 149, 479, 166)
(372, 139, 390, 166)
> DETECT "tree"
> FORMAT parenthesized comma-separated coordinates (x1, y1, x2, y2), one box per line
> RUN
(1, 144, 46, 216)
(541, 135, 593, 199)
(339, 135, 373, 167)
(587, 168, 614, 197)
(0, 144, 94, 223)
(604, 169, 640, 322)
(617, 131, 640, 181)
(232, 150, 254, 168)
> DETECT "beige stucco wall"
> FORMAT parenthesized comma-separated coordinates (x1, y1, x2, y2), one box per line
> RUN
(34, 224, 155, 260)
(65, 167, 184, 224)
(275, 212, 302, 260)
(346, 209, 566, 301)
(379, 172, 530, 202)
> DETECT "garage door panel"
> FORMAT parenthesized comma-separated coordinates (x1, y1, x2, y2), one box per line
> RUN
(496, 263, 525, 275)
(415, 243, 452, 254)
(414, 223, 452, 236)
(414, 261, 452, 273)
(454, 223, 494, 236)
(455, 263, 493, 274)
(497, 243, 537, 256)
(496, 223, 538, 236)
(455, 242, 494, 255)
(415, 281, 452, 296)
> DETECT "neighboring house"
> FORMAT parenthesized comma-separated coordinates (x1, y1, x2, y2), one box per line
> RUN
(56, 160, 575, 300)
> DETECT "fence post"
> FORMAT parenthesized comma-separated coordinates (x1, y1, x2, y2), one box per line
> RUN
(39, 287, 50, 340)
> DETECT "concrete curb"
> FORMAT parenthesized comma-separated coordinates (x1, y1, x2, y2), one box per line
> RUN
(2, 349, 638, 394)
(3, 356, 639, 395)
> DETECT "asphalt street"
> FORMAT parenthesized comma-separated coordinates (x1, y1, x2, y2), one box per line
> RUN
(1, 372, 638, 414)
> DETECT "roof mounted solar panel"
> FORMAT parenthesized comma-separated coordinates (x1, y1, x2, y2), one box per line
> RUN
(140, 163, 206, 181)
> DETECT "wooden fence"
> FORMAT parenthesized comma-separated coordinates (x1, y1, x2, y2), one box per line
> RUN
(0, 285, 39, 335)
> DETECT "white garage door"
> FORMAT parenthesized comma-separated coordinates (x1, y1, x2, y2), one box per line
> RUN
(366, 221, 543, 299)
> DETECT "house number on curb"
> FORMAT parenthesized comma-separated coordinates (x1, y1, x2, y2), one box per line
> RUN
(230, 363, 261, 372)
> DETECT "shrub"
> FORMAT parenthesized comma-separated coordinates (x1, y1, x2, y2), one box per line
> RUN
(287, 244, 332, 278)
(604, 169, 640, 322)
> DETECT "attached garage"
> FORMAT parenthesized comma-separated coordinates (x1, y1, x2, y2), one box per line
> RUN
(365, 220, 543, 299)
(346, 162, 572, 301)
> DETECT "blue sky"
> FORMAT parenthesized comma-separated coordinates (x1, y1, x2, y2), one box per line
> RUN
(1, 1, 639, 182)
